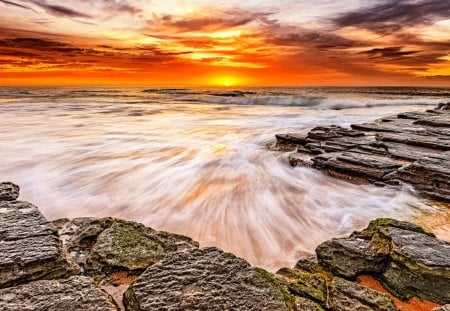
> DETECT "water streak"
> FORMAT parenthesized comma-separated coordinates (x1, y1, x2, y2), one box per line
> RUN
(0, 87, 446, 270)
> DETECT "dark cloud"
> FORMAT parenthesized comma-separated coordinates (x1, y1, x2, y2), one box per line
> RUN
(360, 47, 418, 58)
(334, 0, 450, 33)
(0, 37, 83, 53)
(28, 0, 92, 18)
(270, 31, 357, 50)
(151, 11, 270, 32)
(0, 0, 33, 10)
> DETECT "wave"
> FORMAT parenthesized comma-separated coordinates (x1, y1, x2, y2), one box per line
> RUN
(183, 95, 447, 110)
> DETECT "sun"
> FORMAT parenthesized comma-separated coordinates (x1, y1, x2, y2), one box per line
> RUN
(212, 76, 241, 87)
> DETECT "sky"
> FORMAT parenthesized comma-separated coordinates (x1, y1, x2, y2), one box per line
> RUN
(0, 0, 449, 86)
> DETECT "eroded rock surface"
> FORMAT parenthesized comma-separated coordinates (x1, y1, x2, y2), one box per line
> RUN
(274, 105, 450, 202)
(54, 217, 199, 275)
(315, 218, 450, 305)
(0, 276, 119, 311)
(0, 182, 78, 288)
(124, 247, 289, 311)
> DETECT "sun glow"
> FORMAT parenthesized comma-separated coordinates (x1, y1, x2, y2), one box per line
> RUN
(212, 76, 241, 87)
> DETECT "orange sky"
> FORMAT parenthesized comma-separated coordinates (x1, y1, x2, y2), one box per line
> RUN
(0, 0, 449, 86)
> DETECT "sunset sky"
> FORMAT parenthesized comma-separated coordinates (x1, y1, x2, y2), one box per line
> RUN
(0, 0, 449, 86)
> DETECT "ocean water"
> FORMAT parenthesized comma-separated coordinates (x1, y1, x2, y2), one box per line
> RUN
(0, 86, 448, 270)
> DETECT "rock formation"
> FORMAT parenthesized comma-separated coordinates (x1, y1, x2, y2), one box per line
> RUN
(274, 104, 450, 202)
(1, 181, 449, 310)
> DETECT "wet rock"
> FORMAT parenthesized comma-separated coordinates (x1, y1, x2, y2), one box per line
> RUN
(294, 255, 322, 273)
(329, 277, 399, 311)
(294, 297, 325, 311)
(316, 235, 389, 279)
(0, 276, 119, 310)
(0, 184, 78, 288)
(0, 182, 19, 201)
(379, 226, 450, 304)
(55, 217, 199, 275)
(315, 218, 450, 305)
(275, 105, 450, 202)
(124, 247, 289, 311)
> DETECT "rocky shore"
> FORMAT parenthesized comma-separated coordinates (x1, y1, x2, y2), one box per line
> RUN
(1, 182, 449, 310)
(273, 103, 450, 202)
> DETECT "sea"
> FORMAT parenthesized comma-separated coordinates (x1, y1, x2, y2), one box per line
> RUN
(0, 86, 449, 270)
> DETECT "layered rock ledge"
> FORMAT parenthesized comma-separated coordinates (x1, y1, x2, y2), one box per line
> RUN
(1, 182, 449, 310)
(273, 103, 450, 202)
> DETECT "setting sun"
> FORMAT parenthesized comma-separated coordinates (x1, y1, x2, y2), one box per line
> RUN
(212, 76, 242, 87)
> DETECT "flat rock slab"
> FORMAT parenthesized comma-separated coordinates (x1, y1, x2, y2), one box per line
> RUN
(0, 183, 77, 288)
(274, 105, 450, 202)
(0, 276, 119, 311)
(124, 247, 289, 311)
(54, 217, 199, 275)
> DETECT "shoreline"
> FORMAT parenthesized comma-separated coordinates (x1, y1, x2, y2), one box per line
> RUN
(0, 104, 449, 310)
(0, 182, 449, 310)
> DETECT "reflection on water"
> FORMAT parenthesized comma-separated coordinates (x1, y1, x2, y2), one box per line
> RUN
(0, 87, 443, 270)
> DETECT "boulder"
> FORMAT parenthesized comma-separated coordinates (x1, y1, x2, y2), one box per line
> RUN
(0, 183, 78, 288)
(55, 217, 199, 275)
(0, 276, 119, 310)
(379, 225, 450, 304)
(329, 277, 399, 311)
(0, 182, 19, 201)
(314, 218, 450, 305)
(124, 247, 289, 311)
(315, 235, 388, 279)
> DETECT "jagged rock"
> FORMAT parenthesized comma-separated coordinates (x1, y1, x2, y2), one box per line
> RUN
(294, 297, 325, 311)
(274, 105, 450, 202)
(315, 234, 389, 279)
(315, 218, 450, 305)
(329, 277, 399, 311)
(294, 255, 322, 273)
(379, 226, 450, 304)
(0, 183, 78, 288)
(0, 276, 119, 310)
(55, 217, 199, 275)
(0, 182, 19, 201)
(124, 247, 289, 311)
(433, 305, 450, 311)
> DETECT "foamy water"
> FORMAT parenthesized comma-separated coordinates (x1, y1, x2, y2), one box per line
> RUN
(0, 87, 448, 270)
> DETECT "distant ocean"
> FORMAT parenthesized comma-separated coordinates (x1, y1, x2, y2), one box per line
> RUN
(0, 86, 448, 270)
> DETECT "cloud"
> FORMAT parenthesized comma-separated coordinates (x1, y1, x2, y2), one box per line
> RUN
(28, 0, 92, 18)
(150, 10, 270, 32)
(334, 0, 450, 33)
(359, 47, 418, 58)
(0, 0, 33, 10)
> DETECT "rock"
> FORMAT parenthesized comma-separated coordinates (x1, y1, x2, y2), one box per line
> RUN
(277, 268, 328, 304)
(316, 218, 450, 305)
(0, 184, 78, 288)
(274, 105, 450, 202)
(55, 217, 199, 275)
(294, 255, 322, 273)
(294, 297, 325, 311)
(433, 305, 450, 311)
(0, 182, 19, 201)
(124, 247, 289, 311)
(0, 276, 119, 310)
(315, 235, 389, 279)
(379, 225, 450, 304)
(329, 277, 399, 311)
